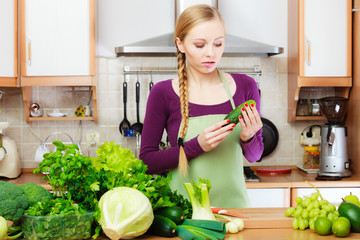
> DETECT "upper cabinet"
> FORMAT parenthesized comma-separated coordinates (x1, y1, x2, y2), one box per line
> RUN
(0, 0, 18, 87)
(288, 0, 352, 122)
(20, 0, 95, 85)
(19, 0, 97, 123)
(21, 0, 94, 77)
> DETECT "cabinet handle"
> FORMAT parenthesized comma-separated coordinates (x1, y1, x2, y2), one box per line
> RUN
(27, 40, 31, 66)
(305, 39, 311, 66)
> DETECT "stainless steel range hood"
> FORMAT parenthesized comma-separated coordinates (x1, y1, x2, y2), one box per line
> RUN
(115, 0, 284, 57)
(115, 32, 283, 57)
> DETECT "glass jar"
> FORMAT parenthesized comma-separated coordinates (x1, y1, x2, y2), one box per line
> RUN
(296, 99, 309, 116)
(310, 99, 321, 116)
(303, 146, 320, 169)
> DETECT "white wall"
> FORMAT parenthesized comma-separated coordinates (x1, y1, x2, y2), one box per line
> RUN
(96, 0, 288, 57)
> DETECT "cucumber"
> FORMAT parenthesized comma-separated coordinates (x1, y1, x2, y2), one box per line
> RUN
(338, 202, 360, 232)
(154, 206, 185, 225)
(224, 100, 256, 125)
(148, 215, 177, 237)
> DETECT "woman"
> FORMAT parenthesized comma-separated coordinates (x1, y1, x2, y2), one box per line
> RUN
(139, 4, 263, 208)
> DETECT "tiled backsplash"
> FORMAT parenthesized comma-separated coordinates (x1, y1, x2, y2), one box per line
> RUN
(1, 56, 322, 169)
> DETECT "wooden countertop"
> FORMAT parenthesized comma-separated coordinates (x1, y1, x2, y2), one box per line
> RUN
(2, 167, 360, 190)
(246, 166, 360, 189)
(2, 171, 360, 240)
(119, 208, 360, 240)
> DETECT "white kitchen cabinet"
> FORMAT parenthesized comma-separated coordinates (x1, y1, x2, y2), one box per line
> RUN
(19, 0, 97, 123)
(303, 0, 348, 77)
(287, 0, 352, 122)
(21, 0, 93, 77)
(0, 0, 18, 86)
(247, 188, 290, 208)
(291, 187, 360, 207)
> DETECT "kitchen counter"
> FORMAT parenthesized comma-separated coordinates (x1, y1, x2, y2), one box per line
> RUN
(2, 170, 360, 239)
(246, 166, 360, 189)
(4, 167, 360, 190)
(114, 208, 360, 240)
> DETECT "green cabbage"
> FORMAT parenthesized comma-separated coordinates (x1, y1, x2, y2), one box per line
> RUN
(99, 187, 154, 240)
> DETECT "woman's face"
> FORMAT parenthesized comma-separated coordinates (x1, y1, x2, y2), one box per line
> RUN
(176, 19, 225, 74)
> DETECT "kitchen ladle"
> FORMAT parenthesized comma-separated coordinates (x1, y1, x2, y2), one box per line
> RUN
(130, 73, 143, 134)
(119, 81, 131, 134)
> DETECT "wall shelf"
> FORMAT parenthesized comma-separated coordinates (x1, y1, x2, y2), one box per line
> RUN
(21, 82, 98, 124)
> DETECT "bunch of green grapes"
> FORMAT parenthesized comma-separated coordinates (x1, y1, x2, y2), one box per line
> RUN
(284, 182, 339, 231)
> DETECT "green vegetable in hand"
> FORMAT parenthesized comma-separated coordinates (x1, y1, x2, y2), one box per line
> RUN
(0, 181, 29, 223)
(224, 100, 256, 125)
(20, 182, 53, 206)
(99, 187, 154, 240)
(184, 178, 215, 220)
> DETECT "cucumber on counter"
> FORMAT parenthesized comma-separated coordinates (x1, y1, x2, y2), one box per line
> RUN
(154, 206, 185, 225)
(224, 100, 256, 125)
(148, 215, 177, 237)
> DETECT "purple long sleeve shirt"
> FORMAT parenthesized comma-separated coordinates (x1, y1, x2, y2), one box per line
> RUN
(139, 73, 264, 174)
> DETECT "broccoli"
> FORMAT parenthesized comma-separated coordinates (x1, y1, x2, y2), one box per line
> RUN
(0, 181, 29, 223)
(20, 182, 53, 206)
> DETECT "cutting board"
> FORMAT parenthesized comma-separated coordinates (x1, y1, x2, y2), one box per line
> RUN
(225, 208, 292, 229)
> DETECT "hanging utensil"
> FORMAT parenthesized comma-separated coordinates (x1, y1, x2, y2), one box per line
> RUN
(130, 73, 143, 134)
(149, 71, 154, 91)
(119, 78, 131, 135)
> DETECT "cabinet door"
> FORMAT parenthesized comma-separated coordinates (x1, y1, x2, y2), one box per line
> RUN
(0, 0, 16, 77)
(292, 187, 360, 206)
(23, 0, 90, 76)
(247, 188, 290, 208)
(302, 0, 349, 77)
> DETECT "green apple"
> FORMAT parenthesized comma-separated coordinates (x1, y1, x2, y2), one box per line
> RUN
(343, 192, 360, 208)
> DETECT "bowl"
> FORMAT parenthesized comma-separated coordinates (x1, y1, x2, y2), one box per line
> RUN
(22, 212, 93, 240)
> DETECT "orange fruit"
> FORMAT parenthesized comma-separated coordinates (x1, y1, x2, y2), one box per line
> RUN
(315, 217, 332, 236)
(332, 217, 351, 237)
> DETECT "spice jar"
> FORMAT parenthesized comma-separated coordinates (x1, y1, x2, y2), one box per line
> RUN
(310, 99, 321, 116)
(303, 146, 320, 169)
(296, 99, 309, 116)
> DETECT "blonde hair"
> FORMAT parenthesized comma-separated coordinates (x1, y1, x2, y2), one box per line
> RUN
(174, 4, 225, 176)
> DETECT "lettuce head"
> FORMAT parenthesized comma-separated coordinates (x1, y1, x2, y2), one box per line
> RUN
(90, 142, 139, 172)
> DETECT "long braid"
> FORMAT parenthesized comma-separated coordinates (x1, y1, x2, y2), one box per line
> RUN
(174, 4, 224, 176)
(177, 49, 189, 176)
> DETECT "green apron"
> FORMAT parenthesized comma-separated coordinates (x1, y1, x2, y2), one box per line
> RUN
(169, 71, 250, 208)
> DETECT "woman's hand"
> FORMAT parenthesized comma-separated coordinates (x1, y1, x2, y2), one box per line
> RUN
(197, 119, 235, 152)
(238, 102, 263, 143)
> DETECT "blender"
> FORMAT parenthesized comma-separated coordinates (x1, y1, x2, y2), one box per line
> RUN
(317, 97, 351, 178)
(0, 122, 21, 178)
